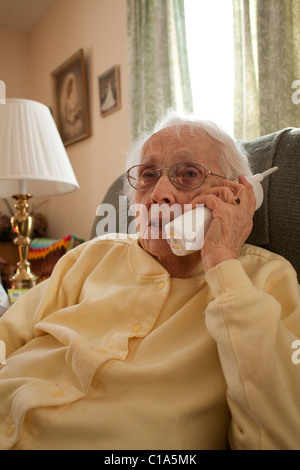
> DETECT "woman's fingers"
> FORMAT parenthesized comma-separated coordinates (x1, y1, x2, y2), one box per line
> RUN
(191, 177, 256, 215)
(188, 177, 257, 271)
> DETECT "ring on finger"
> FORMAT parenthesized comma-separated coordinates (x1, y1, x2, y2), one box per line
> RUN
(232, 197, 241, 206)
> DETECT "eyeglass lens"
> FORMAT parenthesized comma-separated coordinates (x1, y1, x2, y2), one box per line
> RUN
(127, 163, 207, 190)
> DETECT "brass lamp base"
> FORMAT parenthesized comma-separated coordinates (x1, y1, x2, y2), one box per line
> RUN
(8, 194, 40, 292)
(9, 264, 39, 290)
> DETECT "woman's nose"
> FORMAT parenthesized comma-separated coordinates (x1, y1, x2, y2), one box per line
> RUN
(149, 174, 177, 205)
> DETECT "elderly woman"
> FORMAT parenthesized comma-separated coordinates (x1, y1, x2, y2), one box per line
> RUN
(0, 112, 299, 450)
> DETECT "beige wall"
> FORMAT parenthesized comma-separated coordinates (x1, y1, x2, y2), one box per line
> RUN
(0, 27, 31, 99)
(1, 0, 130, 240)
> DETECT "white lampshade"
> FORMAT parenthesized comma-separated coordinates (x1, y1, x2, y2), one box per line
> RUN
(0, 98, 79, 197)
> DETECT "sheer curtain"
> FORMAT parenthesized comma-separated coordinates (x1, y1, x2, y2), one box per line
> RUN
(233, 0, 300, 141)
(127, 0, 193, 139)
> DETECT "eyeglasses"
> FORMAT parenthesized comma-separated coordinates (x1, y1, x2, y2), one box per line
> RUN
(125, 162, 226, 191)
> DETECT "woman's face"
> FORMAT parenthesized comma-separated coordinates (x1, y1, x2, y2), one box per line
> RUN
(134, 126, 225, 262)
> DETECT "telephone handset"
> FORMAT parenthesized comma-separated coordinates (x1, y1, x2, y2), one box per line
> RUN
(164, 166, 279, 256)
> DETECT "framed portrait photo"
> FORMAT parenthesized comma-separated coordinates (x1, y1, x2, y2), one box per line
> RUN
(98, 65, 121, 117)
(52, 49, 91, 147)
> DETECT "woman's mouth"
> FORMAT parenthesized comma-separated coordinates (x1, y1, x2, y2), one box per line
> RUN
(149, 218, 170, 238)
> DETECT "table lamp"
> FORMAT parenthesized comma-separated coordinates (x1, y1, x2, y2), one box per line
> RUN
(0, 98, 79, 291)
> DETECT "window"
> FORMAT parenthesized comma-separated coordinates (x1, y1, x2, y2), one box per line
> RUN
(184, 0, 235, 136)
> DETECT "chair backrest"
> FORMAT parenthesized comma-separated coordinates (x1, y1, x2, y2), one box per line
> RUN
(242, 128, 300, 281)
(90, 127, 300, 281)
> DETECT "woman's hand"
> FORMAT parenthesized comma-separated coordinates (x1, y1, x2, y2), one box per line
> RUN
(190, 176, 256, 272)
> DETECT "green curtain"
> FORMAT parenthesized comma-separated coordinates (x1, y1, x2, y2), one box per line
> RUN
(233, 0, 300, 140)
(127, 0, 193, 140)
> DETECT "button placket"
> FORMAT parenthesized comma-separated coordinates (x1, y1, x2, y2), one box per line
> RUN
(126, 277, 169, 342)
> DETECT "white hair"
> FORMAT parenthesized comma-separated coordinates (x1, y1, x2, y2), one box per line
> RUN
(124, 109, 252, 204)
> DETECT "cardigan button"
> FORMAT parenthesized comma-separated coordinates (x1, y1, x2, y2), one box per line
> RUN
(97, 348, 108, 354)
(52, 390, 64, 398)
(132, 324, 141, 333)
(156, 281, 165, 290)
(7, 424, 16, 437)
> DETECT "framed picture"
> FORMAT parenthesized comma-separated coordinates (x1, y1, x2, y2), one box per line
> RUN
(52, 49, 91, 146)
(98, 65, 121, 117)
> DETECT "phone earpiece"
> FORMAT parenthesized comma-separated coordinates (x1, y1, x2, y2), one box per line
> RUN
(245, 166, 278, 211)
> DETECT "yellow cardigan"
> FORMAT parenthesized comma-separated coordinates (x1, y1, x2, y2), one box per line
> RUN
(0, 236, 299, 450)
